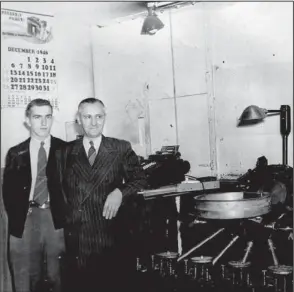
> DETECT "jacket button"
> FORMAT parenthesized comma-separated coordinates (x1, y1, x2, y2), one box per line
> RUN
(79, 209, 82, 212)
(24, 186, 28, 190)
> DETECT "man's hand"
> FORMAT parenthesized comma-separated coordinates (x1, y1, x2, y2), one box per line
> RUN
(103, 188, 123, 220)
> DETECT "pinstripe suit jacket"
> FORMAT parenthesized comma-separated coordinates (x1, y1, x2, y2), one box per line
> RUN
(53, 135, 147, 266)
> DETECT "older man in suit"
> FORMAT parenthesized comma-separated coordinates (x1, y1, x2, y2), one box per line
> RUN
(2, 99, 67, 292)
(53, 98, 147, 292)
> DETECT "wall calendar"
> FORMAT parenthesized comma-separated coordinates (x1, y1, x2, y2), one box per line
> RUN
(1, 8, 59, 109)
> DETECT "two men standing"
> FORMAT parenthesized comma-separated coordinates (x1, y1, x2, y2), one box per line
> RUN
(2, 98, 146, 292)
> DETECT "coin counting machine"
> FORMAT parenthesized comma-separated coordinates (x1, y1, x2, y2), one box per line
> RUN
(133, 147, 293, 292)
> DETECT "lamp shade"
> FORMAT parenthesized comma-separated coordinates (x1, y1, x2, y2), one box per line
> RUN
(141, 7, 164, 35)
(238, 105, 267, 125)
(237, 104, 291, 165)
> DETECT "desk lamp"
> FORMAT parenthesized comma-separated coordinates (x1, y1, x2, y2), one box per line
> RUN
(238, 105, 291, 165)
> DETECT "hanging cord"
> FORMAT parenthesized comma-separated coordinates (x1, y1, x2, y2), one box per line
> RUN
(185, 175, 206, 193)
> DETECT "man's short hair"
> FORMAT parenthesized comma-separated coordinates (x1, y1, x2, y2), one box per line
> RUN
(78, 98, 105, 111)
(25, 99, 53, 117)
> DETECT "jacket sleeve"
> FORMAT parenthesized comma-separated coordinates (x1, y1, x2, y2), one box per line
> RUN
(2, 149, 16, 213)
(118, 141, 147, 200)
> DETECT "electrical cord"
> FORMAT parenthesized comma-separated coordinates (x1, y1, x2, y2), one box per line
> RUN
(185, 174, 198, 181)
(185, 175, 206, 193)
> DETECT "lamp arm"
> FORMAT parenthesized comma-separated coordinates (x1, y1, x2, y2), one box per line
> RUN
(267, 110, 281, 113)
(238, 105, 291, 166)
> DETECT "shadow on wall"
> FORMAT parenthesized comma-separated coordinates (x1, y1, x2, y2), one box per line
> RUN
(65, 120, 84, 142)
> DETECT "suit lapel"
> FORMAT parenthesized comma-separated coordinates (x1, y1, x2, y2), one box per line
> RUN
(47, 136, 57, 176)
(16, 138, 32, 187)
(68, 136, 119, 204)
(69, 138, 92, 182)
(47, 136, 56, 163)
(89, 136, 118, 181)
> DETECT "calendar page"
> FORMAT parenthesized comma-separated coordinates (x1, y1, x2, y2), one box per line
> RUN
(1, 8, 59, 109)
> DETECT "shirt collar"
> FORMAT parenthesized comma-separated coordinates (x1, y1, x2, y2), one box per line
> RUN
(83, 135, 102, 150)
(30, 135, 51, 147)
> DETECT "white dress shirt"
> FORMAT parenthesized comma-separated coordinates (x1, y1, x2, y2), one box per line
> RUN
(29, 135, 51, 201)
(83, 135, 102, 157)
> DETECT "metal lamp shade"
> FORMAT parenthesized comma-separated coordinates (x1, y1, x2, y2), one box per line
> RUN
(238, 105, 267, 126)
(141, 9, 164, 35)
(237, 104, 291, 165)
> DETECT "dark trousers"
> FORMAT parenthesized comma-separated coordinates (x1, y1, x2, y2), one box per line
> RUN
(65, 248, 134, 292)
(8, 208, 65, 292)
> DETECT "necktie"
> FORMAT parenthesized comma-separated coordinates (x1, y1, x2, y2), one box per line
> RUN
(33, 141, 48, 205)
(88, 141, 96, 166)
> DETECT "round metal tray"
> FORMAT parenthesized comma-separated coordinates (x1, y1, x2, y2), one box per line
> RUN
(228, 261, 251, 268)
(268, 265, 293, 275)
(190, 256, 213, 264)
(194, 192, 271, 219)
(156, 252, 178, 259)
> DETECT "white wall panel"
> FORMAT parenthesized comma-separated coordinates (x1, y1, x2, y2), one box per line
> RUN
(207, 2, 293, 176)
(176, 94, 212, 177)
(92, 15, 173, 102)
(148, 98, 177, 153)
(171, 6, 207, 96)
(91, 14, 175, 157)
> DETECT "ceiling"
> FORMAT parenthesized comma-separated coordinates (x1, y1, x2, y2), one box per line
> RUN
(1, 2, 148, 26)
(1, 1, 237, 26)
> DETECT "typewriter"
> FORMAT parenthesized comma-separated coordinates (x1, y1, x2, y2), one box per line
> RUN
(141, 145, 191, 189)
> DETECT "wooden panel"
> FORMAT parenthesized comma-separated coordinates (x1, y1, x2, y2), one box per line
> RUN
(176, 94, 212, 177)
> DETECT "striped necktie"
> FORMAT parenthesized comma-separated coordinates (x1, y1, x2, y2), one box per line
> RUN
(33, 141, 48, 205)
(88, 141, 96, 166)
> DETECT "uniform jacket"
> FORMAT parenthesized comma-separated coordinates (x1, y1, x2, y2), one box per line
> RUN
(53, 135, 147, 265)
(2, 136, 67, 238)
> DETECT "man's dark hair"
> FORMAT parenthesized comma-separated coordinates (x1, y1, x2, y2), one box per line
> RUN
(25, 98, 53, 117)
(78, 98, 105, 110)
